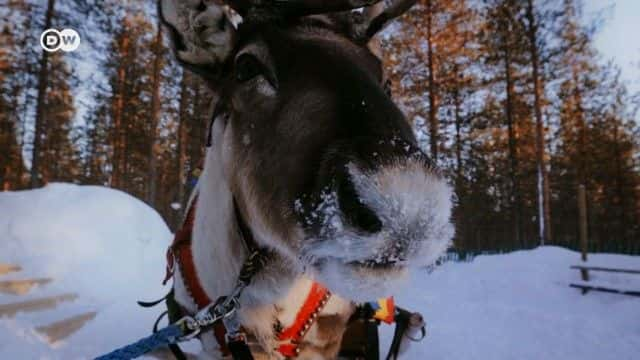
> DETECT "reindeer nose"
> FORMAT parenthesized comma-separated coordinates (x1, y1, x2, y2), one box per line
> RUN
(333, 137, 432, 234)
(336, 169, 383, 233)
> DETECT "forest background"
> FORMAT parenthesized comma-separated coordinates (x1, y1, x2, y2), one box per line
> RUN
(1, 0, 639, 254)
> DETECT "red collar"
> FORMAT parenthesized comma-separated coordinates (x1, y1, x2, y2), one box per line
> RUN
(163, 196, 331, 358)
(277, 282, 331, 357)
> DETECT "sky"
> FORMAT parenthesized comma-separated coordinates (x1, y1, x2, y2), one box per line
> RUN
(584, 0, 640, 97)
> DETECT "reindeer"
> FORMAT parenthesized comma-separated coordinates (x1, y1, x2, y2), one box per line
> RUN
(158, 0, 454, 358)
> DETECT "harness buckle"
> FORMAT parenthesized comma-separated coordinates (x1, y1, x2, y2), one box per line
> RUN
(175, 286, 245, 342)
(175, 315, 201, 341)
(222, 301, 242, 334)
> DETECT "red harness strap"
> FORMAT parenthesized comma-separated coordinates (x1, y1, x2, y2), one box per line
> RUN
(163, 198, 229, 355)
(277, 282, 331, 357)
(164, 197, 333, 358)
(164, 199, 209, 306)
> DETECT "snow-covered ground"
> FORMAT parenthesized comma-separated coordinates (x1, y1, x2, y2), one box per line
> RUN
(1, 184, 639, 359)
(0, 184, 172, 359)
(380, 247, 640, 360)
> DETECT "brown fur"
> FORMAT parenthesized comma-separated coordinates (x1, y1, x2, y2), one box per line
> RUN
(159, 1, 446, 358)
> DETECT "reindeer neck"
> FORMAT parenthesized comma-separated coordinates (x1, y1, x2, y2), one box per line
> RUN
(173, 120, 354, 359)
(190, 120, 246, 308)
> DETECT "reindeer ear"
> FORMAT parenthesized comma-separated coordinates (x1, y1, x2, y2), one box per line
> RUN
(158, 0, 237, 83)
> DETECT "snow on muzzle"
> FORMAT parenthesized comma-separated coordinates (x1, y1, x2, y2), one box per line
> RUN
(301, 157, 454, 299)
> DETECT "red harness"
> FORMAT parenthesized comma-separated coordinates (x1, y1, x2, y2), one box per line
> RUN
(277, 282, 331, 357)
(163, 197, 331, 358)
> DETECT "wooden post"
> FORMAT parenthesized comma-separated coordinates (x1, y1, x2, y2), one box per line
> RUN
(578, 184, 589, 283)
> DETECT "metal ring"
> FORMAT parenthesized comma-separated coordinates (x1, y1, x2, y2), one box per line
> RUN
(405, 326, 426, 342)
(175, 316, 201, 341)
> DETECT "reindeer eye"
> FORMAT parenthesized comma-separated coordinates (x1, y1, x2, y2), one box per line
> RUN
(235, 54, 264, 82)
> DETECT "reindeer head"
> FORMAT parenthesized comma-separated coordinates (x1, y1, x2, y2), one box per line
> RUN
(161, 0, 453, 300)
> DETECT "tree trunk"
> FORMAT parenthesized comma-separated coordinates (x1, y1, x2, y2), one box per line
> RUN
(111, 34, 130, 189)
(503, 36, 522, 248)
(611, 120, 627, 248)
(173, 71, 190, 229)
(454, 87, 463, 187)
(188, 82, 205, 173)
(147, 22, 163, 207)
(525, 0, 552, 245)
(572, 69, 586, 186)
(30, 0, 56, 188)
(426, 0, 438, 162)
(570, 67, 590, 249)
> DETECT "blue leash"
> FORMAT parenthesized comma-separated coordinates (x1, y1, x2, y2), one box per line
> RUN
(95, 285, 245, 359)
(95, 324, 183, 360)
(96, 249, 268, 359)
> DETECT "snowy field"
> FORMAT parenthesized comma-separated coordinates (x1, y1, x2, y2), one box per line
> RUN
(1, 184, 639, 359)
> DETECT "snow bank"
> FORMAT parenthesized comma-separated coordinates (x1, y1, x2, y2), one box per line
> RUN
(1, 184, 639, 359)
(0, 183, 173, 358)
(380, 246, 640, 360)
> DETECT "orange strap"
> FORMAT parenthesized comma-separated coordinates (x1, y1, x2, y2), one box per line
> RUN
(277, 282, 331, 357)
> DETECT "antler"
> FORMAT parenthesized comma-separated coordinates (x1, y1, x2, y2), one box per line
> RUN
(159, 0, 236, 83)
(338, 0, 417, 41)
(361, 0, 417, 37)
(226, 0, 383, 17)
(229, 0, 419, 42)
(159, 0, 418, 85)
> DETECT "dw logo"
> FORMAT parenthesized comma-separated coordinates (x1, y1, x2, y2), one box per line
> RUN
(40, 28, 80, 52)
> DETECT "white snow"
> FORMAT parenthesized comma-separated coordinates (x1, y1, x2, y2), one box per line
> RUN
(2, 184, 639, 359)
(0, 184, 174, 358)
(380, 247, 640, 360)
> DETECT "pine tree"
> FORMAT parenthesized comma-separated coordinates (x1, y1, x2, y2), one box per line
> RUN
(104, 13, 156, 198)
(550, 0, 598, 249)
(548, 0, 640, 252)
(524, 0, 560, 245)
(146, 19, 165, 207)
(171, 70, 193, 228)
(481, 0, 533, 247)
(29, 0, 57, 188)
(0, 0, 40, 190)
(39, 51, 79, 183)
(0, 19, 26, 189)
(382, 0, 478, 164)
(2, 0, 638, 254)
(83, 94, 111, 186)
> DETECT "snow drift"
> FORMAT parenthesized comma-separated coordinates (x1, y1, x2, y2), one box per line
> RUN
(0, 183, 172, 358)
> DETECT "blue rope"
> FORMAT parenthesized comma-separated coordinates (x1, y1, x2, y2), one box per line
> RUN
(95, 324, 183, 360)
